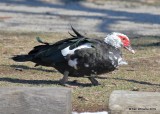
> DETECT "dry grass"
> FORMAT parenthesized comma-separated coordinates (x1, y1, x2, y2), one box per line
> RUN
(0, 31, 160, 112)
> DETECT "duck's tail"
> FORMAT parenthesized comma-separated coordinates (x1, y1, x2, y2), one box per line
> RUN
(11, 55, 33, 62)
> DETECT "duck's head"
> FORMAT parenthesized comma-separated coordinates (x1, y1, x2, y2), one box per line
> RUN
(104, 32, 135, 54)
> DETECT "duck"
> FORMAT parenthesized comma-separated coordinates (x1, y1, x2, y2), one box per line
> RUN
(12, 26, 135, 86)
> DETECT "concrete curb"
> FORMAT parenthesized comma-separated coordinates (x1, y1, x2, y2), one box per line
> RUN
(0, 87, 72, 114)
(109, 90, 160, 114)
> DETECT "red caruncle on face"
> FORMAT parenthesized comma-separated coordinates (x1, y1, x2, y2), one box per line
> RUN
(118, 35, 130, 47)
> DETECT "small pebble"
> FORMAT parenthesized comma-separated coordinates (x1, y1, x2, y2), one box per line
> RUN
(132, 87, 139, 91)
(77, 96, 89, 101)
(15, 68, 23, 71)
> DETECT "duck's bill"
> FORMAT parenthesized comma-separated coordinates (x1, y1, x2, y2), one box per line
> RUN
(124, 45, 135, 54)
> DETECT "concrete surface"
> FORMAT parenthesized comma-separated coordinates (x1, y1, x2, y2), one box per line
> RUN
(109, 90, 160, 114)
(0, 0, 160, 36)
(0, 87, 72, 114)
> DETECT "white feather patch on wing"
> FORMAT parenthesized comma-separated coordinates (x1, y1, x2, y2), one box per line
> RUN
(61, 43, 92, 57)
(68, 58, 78, 69)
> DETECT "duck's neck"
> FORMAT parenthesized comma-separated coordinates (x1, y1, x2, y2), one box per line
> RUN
(104, 34, 122, 48)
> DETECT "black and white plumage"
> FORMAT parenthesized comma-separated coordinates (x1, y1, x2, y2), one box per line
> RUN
(12, 27, 135, 86)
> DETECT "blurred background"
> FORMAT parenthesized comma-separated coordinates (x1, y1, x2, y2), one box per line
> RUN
(0, 0, 160, 36)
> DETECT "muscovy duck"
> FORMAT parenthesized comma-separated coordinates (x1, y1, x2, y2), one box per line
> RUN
(12, 27, 135, 86)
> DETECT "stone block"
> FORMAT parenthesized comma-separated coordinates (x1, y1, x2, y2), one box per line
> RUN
(0, 87, 72, 114)
(109, 90, 160, 114)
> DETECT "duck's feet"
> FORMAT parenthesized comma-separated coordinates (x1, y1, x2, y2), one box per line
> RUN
(59, 71, 77, 88)
(59, 71, 69, 85)
(88, 77, 100, 86)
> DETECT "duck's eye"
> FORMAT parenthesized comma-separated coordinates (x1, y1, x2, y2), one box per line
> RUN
(118, 35, 126, 41)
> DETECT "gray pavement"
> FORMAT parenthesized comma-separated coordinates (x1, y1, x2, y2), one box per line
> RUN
(0, 0, 160, 36)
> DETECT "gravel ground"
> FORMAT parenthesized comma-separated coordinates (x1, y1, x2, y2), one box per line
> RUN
(0, 0, 160, 36)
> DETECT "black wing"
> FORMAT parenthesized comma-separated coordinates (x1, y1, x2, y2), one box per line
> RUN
(28, 35, 98, 65)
